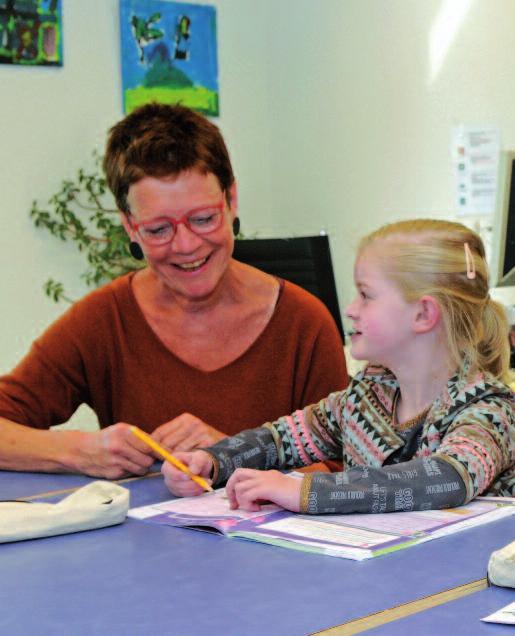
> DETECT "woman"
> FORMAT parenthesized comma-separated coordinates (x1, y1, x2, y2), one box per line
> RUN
(0, 104, 348, 478)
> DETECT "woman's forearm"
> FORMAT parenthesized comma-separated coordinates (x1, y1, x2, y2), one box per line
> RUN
(0, 417, 86, 473)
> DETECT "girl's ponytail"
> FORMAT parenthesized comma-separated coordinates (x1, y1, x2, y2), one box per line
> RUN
(478, 298, 512, 383)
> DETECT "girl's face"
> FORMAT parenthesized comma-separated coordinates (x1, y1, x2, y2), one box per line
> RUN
(345, 246, 417, 367)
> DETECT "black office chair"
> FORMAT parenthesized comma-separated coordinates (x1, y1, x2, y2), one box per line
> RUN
(233, 235, 344, 342)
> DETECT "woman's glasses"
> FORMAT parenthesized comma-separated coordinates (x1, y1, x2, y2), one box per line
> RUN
(130, 199, 225, 246)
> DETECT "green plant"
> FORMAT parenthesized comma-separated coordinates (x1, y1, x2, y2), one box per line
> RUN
(30, 151, 142, 303)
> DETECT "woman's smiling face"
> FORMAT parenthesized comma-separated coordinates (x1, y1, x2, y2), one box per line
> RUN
(124, 170, 236, 303)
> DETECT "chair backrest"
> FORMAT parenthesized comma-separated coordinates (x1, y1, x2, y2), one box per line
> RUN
(233, 235, 344, 342)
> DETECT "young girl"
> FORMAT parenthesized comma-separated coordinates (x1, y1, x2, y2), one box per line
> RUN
(163, 219, 514, 514)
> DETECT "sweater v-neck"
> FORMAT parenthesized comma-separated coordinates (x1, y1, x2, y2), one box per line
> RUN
(124, 271, 286, 376)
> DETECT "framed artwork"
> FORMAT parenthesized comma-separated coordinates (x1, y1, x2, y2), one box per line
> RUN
(119, 0, 219, 116)
(0, 0, 62, 66)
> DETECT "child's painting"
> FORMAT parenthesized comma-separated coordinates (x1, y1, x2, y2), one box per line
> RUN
(119, 0, 219, 116)
(0, 0, 62, 66)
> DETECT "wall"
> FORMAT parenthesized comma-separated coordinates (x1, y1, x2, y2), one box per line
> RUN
(0, 0, 273, 374)
(262, 0, 515, 312)
(2, 0, 515, 385)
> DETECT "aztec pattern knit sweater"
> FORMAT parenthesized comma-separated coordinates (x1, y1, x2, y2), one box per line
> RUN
(206, 363, 514, 514)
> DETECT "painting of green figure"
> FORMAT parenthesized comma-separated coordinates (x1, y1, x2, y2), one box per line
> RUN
(120, 0, 219, 116)
(0, 0, 62, 66)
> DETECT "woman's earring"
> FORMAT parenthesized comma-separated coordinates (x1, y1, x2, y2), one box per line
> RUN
(232, 217, 241, 237)
(129, 241, 145, 261)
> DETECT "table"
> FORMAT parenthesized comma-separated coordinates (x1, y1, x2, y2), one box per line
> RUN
(1, 469, 513, 636)
(365, 586, 515, 636)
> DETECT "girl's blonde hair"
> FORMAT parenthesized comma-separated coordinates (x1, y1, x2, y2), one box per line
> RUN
(359, 219, 511, 383)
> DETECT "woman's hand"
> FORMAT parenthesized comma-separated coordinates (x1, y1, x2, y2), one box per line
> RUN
(152, 413, 227, 452)
(161, 450, 214, 497)
(226, 469, 302, 512)
(73, 423, 155, 479)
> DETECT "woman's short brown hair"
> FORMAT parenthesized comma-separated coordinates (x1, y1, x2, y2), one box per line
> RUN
(103, 102, 235, 214)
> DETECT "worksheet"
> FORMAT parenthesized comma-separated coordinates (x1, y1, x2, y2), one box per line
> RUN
(129, 491, 515, 561)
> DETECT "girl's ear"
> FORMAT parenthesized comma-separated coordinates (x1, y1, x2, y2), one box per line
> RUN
(413, 295, 441, 333)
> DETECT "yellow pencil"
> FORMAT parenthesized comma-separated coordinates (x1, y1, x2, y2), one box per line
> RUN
(130, 426, 213, 492)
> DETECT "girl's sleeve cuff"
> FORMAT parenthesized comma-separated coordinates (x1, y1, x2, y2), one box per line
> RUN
(299, 474, 314, 513)
(204, 452, 220, 485)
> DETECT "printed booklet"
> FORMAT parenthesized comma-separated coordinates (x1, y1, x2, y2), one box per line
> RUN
(128, 486, 515, 561)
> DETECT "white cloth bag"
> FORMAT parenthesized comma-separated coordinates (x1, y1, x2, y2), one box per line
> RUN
(0, 481, 129, 543)
(488, 539, 515, 588)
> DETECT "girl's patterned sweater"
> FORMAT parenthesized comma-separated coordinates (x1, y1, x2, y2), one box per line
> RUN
(207, 364, 514, 514)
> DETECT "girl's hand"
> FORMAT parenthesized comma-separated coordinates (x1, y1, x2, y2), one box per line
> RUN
(161, 450, 214, 497)
(225, 469, 302, 512)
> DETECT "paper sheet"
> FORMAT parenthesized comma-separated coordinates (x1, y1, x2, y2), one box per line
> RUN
(481, 601, 515, 625)
(452, 125, 500, 216)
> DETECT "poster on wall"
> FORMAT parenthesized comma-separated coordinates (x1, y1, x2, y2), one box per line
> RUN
(452, 125, 500, 216)
(119, 0, 219, 116)
(0, 0, 62, 66)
